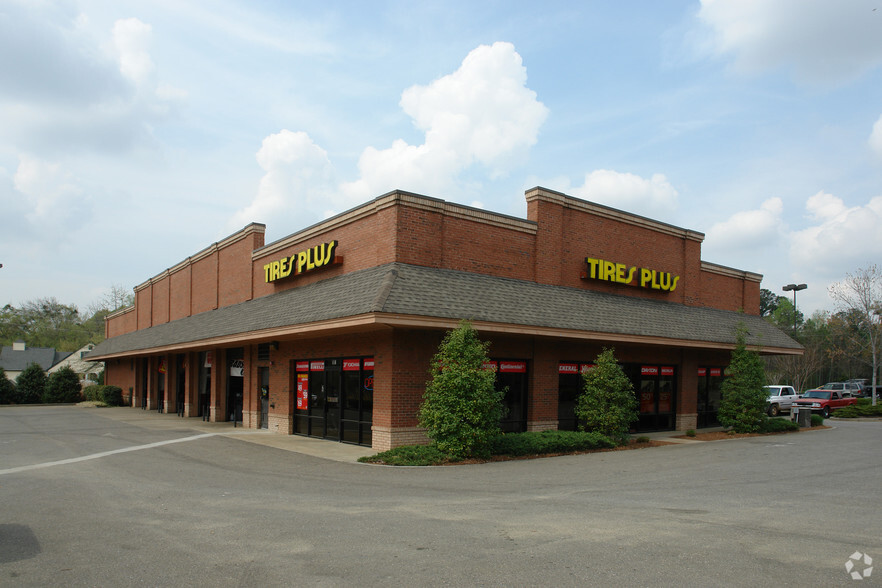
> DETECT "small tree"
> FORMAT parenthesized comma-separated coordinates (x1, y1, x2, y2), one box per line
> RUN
(418, 321, 505, 459)
(44, 366, 82, 403)
(0, 368, 15, 404)
(718, 325, 768, 432)
(15, 363, 48, 404)
(575, 348, 637, 445)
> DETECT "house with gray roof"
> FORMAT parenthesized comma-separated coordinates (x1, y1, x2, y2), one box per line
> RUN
(1, 341, 72, 382)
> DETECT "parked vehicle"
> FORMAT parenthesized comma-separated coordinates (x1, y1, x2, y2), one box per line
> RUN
(764, 385, 800, 417)
(792, 386, 858, 418)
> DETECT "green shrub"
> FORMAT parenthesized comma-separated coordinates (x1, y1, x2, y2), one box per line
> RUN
(810, 414, 824, 427)
(686, 429, 696, 437)
(418, 321, 505, 459)
(82, 385, 103, 402)
(100, 386, 123, 406)
(358, 444, 453, 466)
(44, 366, 82, 403)
(491, 430, 615, 456)
(760, 417, 799, 433)
(575, 348, 637, 444)
(830, 402, 882, 418)
(14, 363, 47, 404)
(0, 368, 15, 404)
(635, 436, 651, 444)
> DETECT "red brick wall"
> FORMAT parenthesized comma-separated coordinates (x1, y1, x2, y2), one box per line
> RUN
(218, 234, 257, 307)
(191, 252, 218, 315)
(151, 275, 170, 325)
(169, 266, 191, 321)
(136, 287, 152, 330)
(106, 308, 136, 338)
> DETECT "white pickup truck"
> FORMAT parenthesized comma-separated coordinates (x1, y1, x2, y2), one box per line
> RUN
(765, 385, 800, 417)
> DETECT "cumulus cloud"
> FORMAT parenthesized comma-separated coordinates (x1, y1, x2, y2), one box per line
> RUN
(870, 114, 882, 162)
(567, 170, 678, 217)
(696, 0, 882, 84)
(705, 197, 786, 252)
(0, 7, 185, 155)
(340, 41, 548, 201)
(790, 192, 882, 274)
(230, 130, 336, 228)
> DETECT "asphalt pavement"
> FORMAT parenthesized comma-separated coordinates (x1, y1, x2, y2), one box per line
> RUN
(1, 405, 879, 587)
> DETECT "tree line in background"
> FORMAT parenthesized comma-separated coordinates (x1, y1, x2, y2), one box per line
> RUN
(0, 285, 133, 352)
(763, 265, 881, 394)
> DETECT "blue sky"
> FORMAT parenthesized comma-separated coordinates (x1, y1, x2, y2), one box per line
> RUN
(1, 0, 881, 318)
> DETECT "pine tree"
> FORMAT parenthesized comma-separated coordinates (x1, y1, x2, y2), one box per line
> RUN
(575, 348, 637, 445)
(718, 324, 768, 433)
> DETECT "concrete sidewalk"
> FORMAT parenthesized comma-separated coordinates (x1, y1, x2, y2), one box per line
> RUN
(86, 405, 376, 463)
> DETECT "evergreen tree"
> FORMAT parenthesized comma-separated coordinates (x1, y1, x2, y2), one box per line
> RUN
(418, 321, 505, 459)
(718, 324, 768, 433)
(14, 363, 48, 404)
(44, 366, 82, 403)
(575, 348, 638, 445)
(0, 368, 14, 404)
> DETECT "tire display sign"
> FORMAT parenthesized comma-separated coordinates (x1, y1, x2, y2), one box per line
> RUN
(296, 373, 309, 409)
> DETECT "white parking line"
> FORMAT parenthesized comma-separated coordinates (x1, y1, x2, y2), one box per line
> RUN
(0, 433, 218, 475)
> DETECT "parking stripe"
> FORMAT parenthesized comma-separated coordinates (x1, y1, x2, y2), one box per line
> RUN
(0, 433, 218, 475)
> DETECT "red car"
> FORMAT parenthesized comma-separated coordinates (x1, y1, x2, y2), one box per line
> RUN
(792, 386, 858, 418)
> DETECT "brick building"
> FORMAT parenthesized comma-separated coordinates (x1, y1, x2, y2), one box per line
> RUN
(87, 188, 801, 450)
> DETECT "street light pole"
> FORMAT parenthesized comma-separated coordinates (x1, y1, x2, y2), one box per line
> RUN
(782, 283, 807, 331)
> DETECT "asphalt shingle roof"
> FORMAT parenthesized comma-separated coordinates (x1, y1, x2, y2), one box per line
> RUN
(87, 262, 800, 358)
(0, 346, 72, 372)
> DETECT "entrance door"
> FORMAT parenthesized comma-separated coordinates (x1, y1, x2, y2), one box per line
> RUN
(323, 359, 341, 439)
(175, 355, 185, 416)
(259, 367, 269, 429)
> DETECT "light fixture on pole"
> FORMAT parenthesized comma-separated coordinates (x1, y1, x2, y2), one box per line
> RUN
(782, 283, 807, 330)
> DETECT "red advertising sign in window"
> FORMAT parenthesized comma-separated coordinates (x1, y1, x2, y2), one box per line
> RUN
(710, 368, 721, 377)
(581, 364, 595, 374)
(661, 366, 674, 377)
(658, 388, 672, 412)
(364, 357, 374, 370)
(641, 366, 658, 376)
(498, 361, 526, 373)
(483, 361, 498, 372)
(296, 373, 309, 410)
(296, 361, 309, 372)
(310, 360, 325, 372)
(343, 359, 361, 371)
(698, 368, 707, 376)
(204, 351, 213, 368)
(640, 385, 654, 413)
(559, 363, 579, 374)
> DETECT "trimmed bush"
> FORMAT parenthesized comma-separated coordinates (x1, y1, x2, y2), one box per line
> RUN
(44, 366, 82, 403)
(810, 414, 824, 427)
(491, 430, 615, 456)
(0, 368, 15, 405)
(575, 348, 637, 445)
(82, 385, 103, 402)
(14, 363, 47, 404)
(100, 386, 123, 406)
(359, 444, 453, 466)
(760, 417, 799, 433)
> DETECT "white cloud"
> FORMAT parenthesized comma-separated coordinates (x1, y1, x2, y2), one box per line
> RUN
(112, 18, 155, 86)
(696, 0, 882, 84)
(790, 192, 882, 274)
(230, 130, 336, 230)
(341, 41, 548, 201)
(870, 114, 882, 162)
(705, 197, 785, 251)
(567, 170, 679, 217)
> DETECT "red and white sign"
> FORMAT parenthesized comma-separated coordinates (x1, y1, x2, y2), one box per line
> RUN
(310, 360, 325, 372)
(559, 363, 579, 374)
(661, 366, 674, 377)
(204, 352, 212, 368)
(499, 361, 526, 373)
(698, 368, 707, 376)
(581, 364, 595, 374)
(483, 361, 498, 372)
(296, 361, 309, 372)
(710, 368, 721, 377)
(364, 357, 374, 370)
(641, 366, 659, 376)
(296, 373, 309, 410)
(343, 359, 361, 371)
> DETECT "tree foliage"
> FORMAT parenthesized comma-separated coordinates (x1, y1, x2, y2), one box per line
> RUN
(575, 348, 637, 444)
(0, 368, 15, 404)
(14, 363, 48, 404)
(760, 288, 779, 317)
(718, 325, 768, 433)
(45, 366, 82, 403)
(418, 321, 505, 459)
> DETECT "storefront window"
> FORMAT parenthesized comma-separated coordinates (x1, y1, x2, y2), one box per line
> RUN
(294, 356, 373, 446)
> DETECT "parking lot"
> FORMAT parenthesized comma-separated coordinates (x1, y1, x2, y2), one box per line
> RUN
(1, 406, 880, 586)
